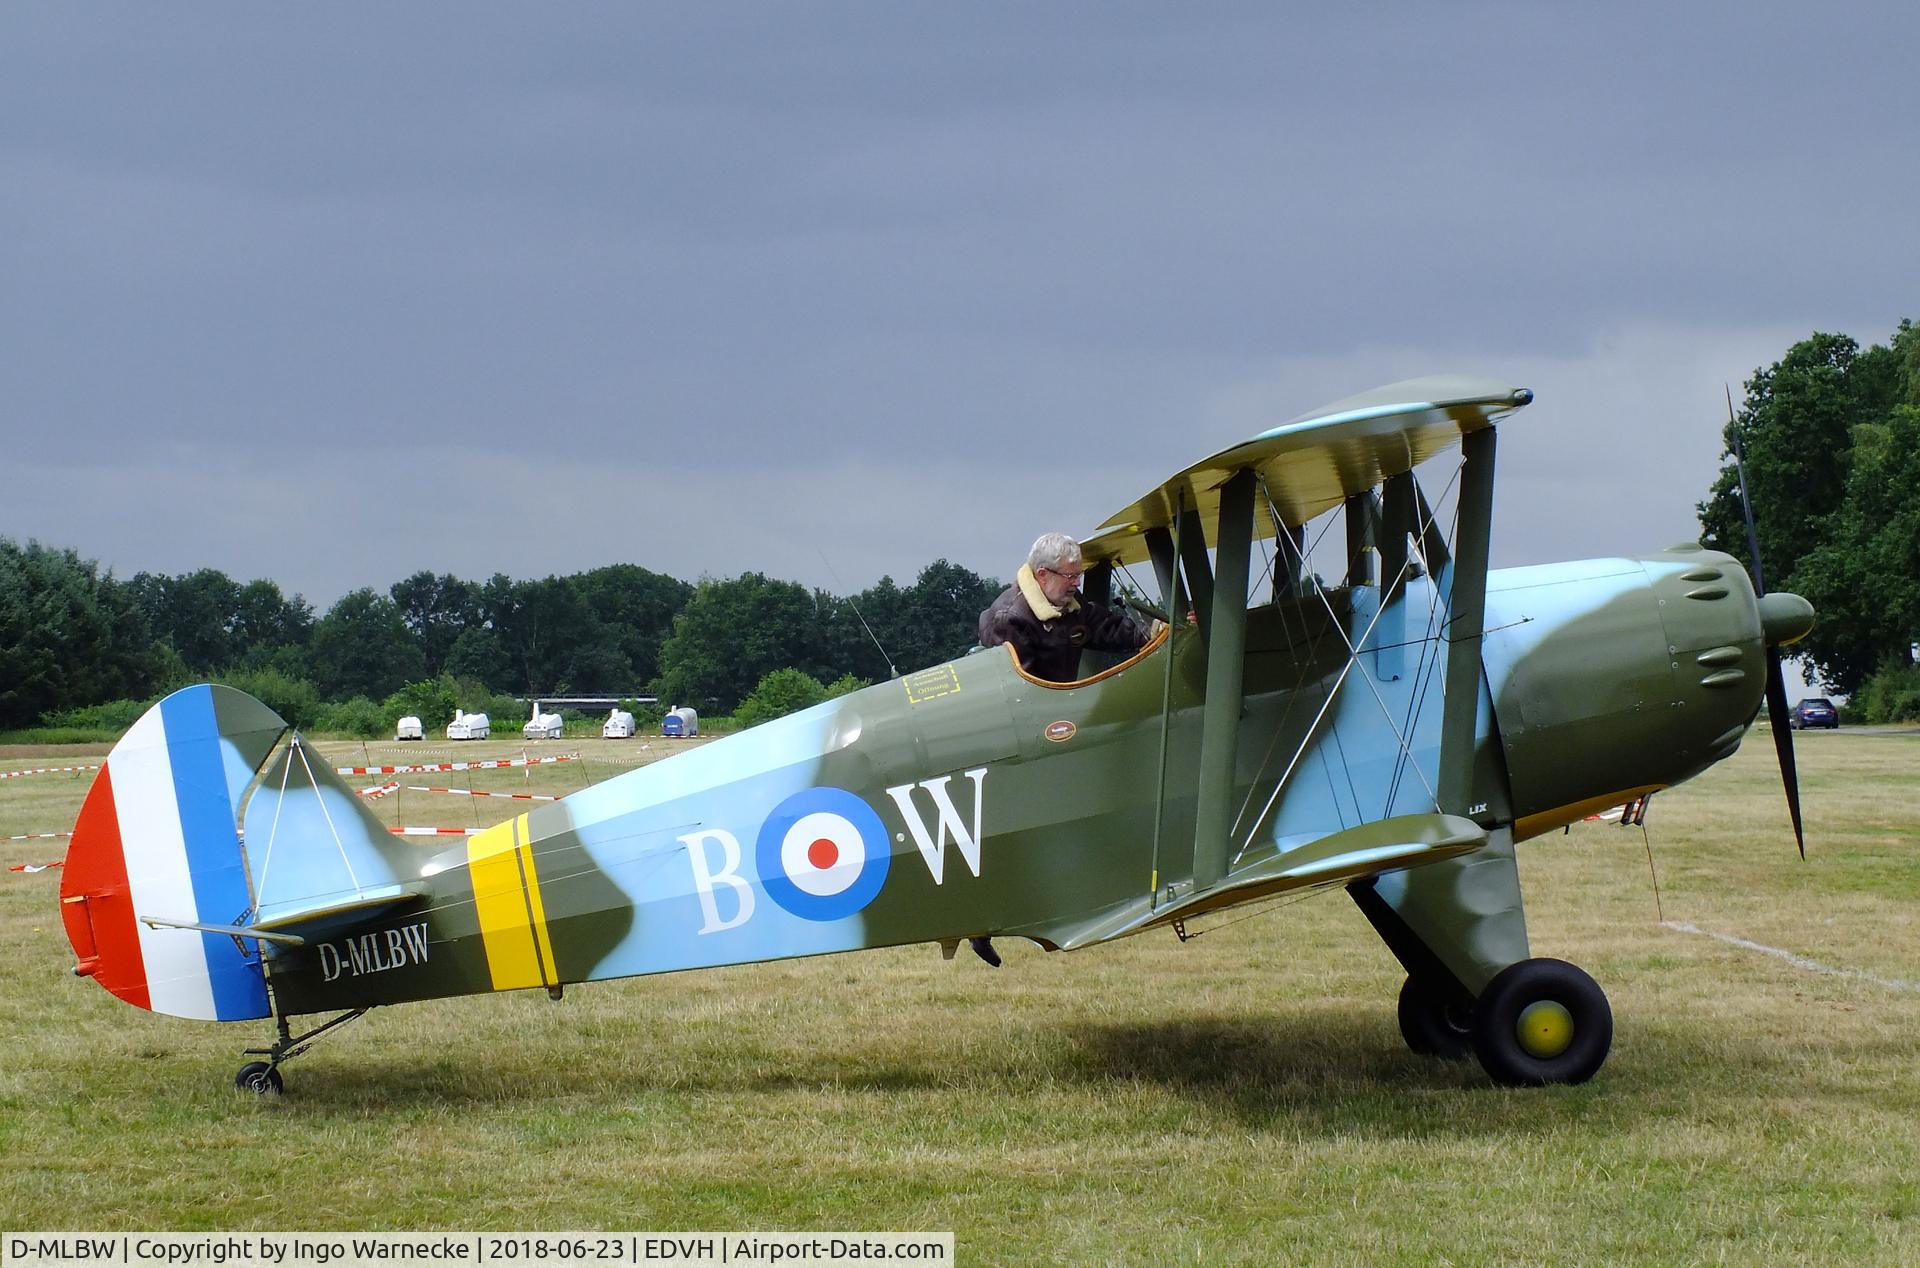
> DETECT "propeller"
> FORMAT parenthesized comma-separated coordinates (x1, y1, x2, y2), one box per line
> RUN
(1726, 385, 1808, 858)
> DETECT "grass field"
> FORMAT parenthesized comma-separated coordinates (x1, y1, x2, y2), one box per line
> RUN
(2, 729, 1916, 1263)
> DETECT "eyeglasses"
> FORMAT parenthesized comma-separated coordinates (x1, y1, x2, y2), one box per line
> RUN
(1042, 567, 1084, 583)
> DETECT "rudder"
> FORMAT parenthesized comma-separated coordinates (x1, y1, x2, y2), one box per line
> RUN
(61, 685, 287, 1020)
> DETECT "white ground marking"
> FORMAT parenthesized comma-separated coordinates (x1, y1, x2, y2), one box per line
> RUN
(1662, 921, 1919, 992)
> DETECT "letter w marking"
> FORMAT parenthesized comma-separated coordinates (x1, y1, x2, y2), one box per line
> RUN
(885, 768, 988, 884)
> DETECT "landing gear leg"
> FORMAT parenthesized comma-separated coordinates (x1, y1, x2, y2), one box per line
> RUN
(233, 1008, 370, 1095)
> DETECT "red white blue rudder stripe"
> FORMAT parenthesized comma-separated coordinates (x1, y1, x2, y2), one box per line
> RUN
(60, 685, 287, 1021)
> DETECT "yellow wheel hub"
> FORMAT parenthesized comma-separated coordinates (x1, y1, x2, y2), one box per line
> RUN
(1515, 1000, 1575, 1059)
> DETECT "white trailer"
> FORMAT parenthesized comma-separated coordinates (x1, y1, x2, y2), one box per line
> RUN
(524, 711, 565, 740)
(447, 710, 491, 740)
(602, 709, 636, 739)
(395, 715, 424, 742)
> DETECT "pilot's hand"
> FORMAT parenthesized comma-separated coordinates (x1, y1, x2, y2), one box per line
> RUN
(1148, 618, 1168, 639)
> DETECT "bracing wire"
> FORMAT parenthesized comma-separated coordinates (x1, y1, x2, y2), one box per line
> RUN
(292, 738, 363, 894)
(816, 547, 898, 677)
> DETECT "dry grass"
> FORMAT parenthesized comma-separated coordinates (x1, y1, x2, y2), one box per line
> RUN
(2, 729, 1916, 1263)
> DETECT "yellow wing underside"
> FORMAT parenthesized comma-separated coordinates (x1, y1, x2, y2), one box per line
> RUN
(1081, 374, 1534, 567)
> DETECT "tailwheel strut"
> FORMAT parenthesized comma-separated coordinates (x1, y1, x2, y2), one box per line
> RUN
(235, 1008, 371, 1095)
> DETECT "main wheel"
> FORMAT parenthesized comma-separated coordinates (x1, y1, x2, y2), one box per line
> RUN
(1471, 958, 1612, 1086)
(1397, 975, 1475, 1059)
(234, 1062, 284, 1095)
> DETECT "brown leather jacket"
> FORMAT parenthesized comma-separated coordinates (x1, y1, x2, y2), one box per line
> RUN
(978, 565, 1148, 683)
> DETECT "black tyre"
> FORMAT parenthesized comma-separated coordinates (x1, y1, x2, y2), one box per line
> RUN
(235, 1062, 284, 1095)
(1396, 975, 1475, 1059)
(1471, 958, 1612, 1086)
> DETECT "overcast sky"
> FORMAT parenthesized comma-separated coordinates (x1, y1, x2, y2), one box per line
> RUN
(3, 3, 1913, 617)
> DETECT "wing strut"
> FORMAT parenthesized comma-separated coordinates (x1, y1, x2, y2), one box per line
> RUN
(1437, 427, 1496, 815)
(1145, 526, 1179, 616)
(1192, 468, 1256, 889)
(1177, 509, 1215, 639)
(1345, 491, 1375, 587)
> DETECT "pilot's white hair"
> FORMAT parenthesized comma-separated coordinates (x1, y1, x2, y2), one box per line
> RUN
(1027, 532, 1082, 572)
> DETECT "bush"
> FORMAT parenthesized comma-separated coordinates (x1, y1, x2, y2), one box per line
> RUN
(208, 667, 323, 729)
(623, 698, 666, 731)
(384, 675, 460, 729)
(1853, 661, 1920, 724)
(734, 668, 829, 729)
(39, 697, 154, 733)
(451, 679, 525, 724)
(824, 673, 869, 699)
(314, 696, 388, 738)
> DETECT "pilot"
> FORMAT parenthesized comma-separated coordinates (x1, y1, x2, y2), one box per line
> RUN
(968, 533, 1157, 970)
(979, 532, 1156, 685)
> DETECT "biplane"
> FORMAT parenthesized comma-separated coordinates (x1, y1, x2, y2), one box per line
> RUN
(58, 375, 1814, 1091)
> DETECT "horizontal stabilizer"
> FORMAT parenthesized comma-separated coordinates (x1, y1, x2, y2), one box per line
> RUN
(1039, 813, 1487, 950)
(1082, 375, 1532, 567)
(247, 883, 429, 935)
(138, 915, 309, 947)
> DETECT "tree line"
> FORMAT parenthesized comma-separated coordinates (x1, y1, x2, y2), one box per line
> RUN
(1698, 318, 1920, 718)
(13, 320, 1912, 732)
(0, 547, 1005, 730)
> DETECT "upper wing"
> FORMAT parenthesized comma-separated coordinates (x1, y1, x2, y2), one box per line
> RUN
(1081, 374, 1533, 566)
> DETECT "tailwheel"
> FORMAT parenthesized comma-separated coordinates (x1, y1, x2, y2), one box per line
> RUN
(1471, 958, 1612, 1086)
(234, 1062, 284, 1096)
(1396, 975, 1474, 1059)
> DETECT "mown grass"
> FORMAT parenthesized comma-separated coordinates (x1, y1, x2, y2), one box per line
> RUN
(2, 730, 1916, 1263)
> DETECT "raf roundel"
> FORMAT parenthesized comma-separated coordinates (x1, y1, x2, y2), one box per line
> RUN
(756, 786, 892, 922)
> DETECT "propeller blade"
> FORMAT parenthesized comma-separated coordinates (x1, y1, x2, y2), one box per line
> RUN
(1729, 384, 1806, 858)
(1727, 384, 1768, 594)
(1764, 650, 1806, 859)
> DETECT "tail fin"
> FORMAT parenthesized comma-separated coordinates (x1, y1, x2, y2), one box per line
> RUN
(61, 684, 428, 1021)
(61, 685, 286, 1020)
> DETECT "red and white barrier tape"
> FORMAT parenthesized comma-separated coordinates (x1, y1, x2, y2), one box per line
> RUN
(0, 764, 102, 780)
(358, 781, 401, 799)
(387, 826, 490, 836)
(5, 832, 73, 842)
(9, 858, 65, 871)
(335, 753, 580, 776)
(402, 785, 562, 802)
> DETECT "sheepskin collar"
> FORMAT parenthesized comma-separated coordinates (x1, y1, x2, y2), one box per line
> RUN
(1017, 563, 1079, 621)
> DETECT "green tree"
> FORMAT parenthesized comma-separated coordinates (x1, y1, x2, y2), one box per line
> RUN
(130, 567, 243, 672)
(572, 564, 693, 688)
(444, 625, 512, 688)
(0, 537, 169, 733)
(654, 573, 824, 711)
(898, 559, 1001, 671)
(0, 539, 167, 728)
(389, 571, 479, 677)
(1788, 404, 1920, 689)
(820, 561, 1002, 682)
(309, 589, 426, 701)
(1699, 332, 1897, 584)
(1698, 322, 1920, 694)
(819, 576, 904, 683)
(231, 578, 314, 666)
(479, 573, 614, 694)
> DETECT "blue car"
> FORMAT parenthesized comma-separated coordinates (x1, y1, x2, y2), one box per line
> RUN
(1790, 697, 1839, 729)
